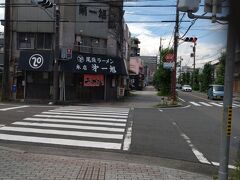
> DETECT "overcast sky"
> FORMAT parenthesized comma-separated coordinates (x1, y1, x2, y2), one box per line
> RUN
(0, 0, 228, 68)
(124, 0, 228, 68)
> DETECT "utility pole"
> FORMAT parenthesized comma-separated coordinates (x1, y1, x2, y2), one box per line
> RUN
(192, 42, 196, 88)
(179, 57, 183, 84)
(218, 10, 236, 180)
(53, 0, 60, 103)
(1, 0, 11, 101)
(172, 0, 179, 102)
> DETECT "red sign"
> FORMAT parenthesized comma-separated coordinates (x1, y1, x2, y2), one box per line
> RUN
(164, 54, 174, 62)
(67, 48, 72, 59)
(84, 74, 104, 87)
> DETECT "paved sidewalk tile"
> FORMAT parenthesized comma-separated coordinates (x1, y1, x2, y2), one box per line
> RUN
(0, 149, 212, 180)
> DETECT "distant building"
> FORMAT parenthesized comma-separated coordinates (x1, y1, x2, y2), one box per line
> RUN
(181, 66, 194, 73)
(129, 57, 144, 90)
(140, 56, 157, 85)
(130, 37, 140, 57)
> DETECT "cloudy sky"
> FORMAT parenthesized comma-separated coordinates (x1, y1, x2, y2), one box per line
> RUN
(124, 0, 228, 68)
(0, 0, 228, 68)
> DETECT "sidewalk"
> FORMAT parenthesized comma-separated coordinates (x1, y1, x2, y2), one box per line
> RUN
(0, 148, 212, 180)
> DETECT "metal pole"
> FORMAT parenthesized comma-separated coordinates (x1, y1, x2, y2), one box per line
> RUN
(172, 0, 179, 102)
(193, 43, 196, 89)
(179, 57, 182, 84)
(218, 11, 236, 180)
(53, 2, 60, 103)
(1, 0, 11, 101)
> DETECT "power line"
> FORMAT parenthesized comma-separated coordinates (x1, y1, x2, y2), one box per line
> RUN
(0, 19, 190, 23)
(125, 12, 176, 16)
(0, 3, 177, 8)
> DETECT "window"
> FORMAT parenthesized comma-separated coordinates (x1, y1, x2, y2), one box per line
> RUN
(18, 33, 34, 49)
(18, 33, 52, 50)
(75, 35, 107, 54)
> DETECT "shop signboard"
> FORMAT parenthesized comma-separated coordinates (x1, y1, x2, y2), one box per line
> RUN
(61, 52, 128, 75)
(83, 74, 104, 87)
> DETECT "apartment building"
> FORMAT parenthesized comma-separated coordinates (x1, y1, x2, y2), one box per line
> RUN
(9, 0, 128, 102)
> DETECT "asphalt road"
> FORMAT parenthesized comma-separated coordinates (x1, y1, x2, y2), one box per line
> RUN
(0, 87, 239, 175)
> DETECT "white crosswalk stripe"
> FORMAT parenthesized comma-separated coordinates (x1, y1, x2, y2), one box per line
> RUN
(199, 102, 212, 107)
(0, 106, 130, 150)
(189, 102, 201, 106)
(233, 103, 240, 107)
(188, 101, 240, 108)
(209, 102, 223, 107)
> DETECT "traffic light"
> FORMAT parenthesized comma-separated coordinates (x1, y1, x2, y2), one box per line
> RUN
(184, 37, 197, 43)
(32, 0, 53, 8)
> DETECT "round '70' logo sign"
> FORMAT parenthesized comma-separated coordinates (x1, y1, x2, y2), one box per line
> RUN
(29, 54, 44, 69)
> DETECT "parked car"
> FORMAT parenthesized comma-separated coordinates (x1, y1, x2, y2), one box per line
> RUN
(176, 83, 182, 89)
(207, 84, 224, 100)
(182, 85, 192, 92)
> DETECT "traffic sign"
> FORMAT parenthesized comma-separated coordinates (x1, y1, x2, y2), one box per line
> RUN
(163, 62, 175, 70)
(67, 48, 72, 59)
(164, 54, 174, 62)
(60, 48, 72, 60)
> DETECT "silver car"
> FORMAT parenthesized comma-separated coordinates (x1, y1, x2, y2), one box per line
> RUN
(207, 85, 224, 100)
(182, 85, 192, 92)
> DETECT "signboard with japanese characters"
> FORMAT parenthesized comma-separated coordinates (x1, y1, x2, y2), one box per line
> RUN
(61, 52, 127, 75)
(84, 74, 104, 87)
(18, 51, 53, 71)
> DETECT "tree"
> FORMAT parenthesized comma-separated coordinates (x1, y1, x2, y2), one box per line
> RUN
(193, 69, 200, 90)
(182, 72, 191, 85)
(215, 52, 226, 85)
(153, 48, 173, 96)
(199, 63, 213, 92)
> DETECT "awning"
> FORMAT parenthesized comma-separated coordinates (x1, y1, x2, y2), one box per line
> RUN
(18, 50, 53, 71)
(61, 52, 128, 75)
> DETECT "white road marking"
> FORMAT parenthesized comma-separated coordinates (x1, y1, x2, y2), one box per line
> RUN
(0, 126, 123, 140)
(199, 102, 212, 107)
(172, 122, 211, 164)
(233, 103, 240, 107)
(24, 117, 126, 127)
(57, 108, 129, 113)
(219, 102, 238, 108)
(159, 109, 163, 112)
(178, 97, 186, 102)
(211, 161, 236, 169)
(49, 110, 129, 116)
(34, 114, 127, 122)
(42, 111, 128, 118)
(0, 133, 121, 150)
(0, 106, 30, 111)
(189, 102, 201, 106)
(181, 133, 210, 164)
(209, 102, 223, 107)
(123, 121, 133, 151)
(13, 122, 125, 132)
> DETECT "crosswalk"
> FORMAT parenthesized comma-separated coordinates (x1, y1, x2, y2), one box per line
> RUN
(189, 101, 240, 108)
(0, 106, 130, 150)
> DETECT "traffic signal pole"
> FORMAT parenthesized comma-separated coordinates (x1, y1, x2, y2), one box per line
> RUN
(193, 42, 196, 88)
